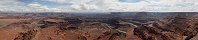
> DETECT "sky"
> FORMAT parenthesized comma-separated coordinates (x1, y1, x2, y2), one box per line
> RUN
(0, 0, 198, 12)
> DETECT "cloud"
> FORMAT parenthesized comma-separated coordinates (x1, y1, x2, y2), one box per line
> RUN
(0, 1, 69, 12)
(43, 0, 150, 12)
(0, 1, 29, 12)
(0, 0, 17, 1)
(42, 0, 198, 12)
(27, 2, 49, 12)
(0, 0, 198, 12)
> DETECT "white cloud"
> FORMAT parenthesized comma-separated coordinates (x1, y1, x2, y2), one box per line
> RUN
(0, 1, 30, 12)
(0, 0, 198, 12)
(0, 1, 69, 12)
(27, 3, 49, 12)
(27, 3, 72, 12)
(0, 0, 17, 1)
(42, 0, 198, 12)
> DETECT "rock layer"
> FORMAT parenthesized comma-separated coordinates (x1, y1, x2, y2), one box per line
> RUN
(0, 16, 198, 40)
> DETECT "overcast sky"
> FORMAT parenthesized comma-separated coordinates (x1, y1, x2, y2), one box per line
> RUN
(0, 0, 198, 12)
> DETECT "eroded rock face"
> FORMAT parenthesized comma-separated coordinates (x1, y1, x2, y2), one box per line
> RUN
(133, 16, 198, 40)
(134, 25, 184, 40)
(0, 16, 198, 40)
(160, 17, 198, 40)
(14, 30, 38, 40)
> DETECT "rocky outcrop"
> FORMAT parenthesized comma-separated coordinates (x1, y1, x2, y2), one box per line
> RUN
(0, 16, 198, 40)
(134, 16, 198, 40)
(14, 30, 38, 40)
